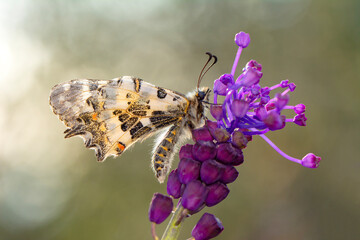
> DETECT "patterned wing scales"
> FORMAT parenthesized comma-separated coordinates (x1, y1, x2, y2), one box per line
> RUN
(49, 76, 189, 161)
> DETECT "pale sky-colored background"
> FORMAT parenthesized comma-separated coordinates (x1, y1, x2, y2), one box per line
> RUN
(0, 0, 359, 239)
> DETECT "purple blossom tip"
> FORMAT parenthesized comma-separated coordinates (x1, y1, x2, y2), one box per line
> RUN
(264, 111, 286, 130)
(301, 153, 321, 168)
(178, 158, 201, 184)
(231, 99, 249, 118)
(234, 31, 251, 48)
(280, 79, 289, 88)
(182, 180, 209, 211)
(205, 182, 230, 207)
(246, 59, 262, 71)
(213, 74, 234, 96)
(293, 113, 307, 126)
(179, 144, 194, 160)
(289, 82, 296, 91)
(220, 165, 239, 184)
(216, 143, 244, 166)
(239, 66, 263, 87)
(149, 193, 173, 224)
(167, 169, 183, 199)
(192, 141, 217, 162)
(294, 103, 306, 114)
(191, 213, 224, 240)
(210, 105, 223, 121)
(192, 127, 214, 142)
(275, 93, 289, 110)
(210, 128, 231, 143)
(200, 160, 225, 185)
(231, 130, 248, 149)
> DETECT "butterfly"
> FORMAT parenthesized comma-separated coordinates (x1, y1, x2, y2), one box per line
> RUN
(49, 53, 216, 183)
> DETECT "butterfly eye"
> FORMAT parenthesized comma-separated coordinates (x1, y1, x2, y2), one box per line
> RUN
(197, 91, 206, 100)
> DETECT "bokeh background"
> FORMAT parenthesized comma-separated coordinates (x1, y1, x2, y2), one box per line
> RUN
(0, 0, 359, 239)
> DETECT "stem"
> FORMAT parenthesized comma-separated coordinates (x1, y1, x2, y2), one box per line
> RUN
(161, 205, 188, 240)
(151, 223, 159, 240)
(231, 47, 243, 76)
(259, 134, 301, 164)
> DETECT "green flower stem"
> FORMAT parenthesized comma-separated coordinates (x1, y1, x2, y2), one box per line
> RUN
(161, 205, 188, 240)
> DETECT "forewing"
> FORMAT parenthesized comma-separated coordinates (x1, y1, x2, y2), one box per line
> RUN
(49, 76, 189, 161)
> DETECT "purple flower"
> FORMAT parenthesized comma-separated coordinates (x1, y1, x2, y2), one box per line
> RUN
(301, 153, 321, 168)
(167, 169, 183, 199)
(220, 165, 239, 184)
(149, 193, 173, 224)
(177, 158, 201, 184)
(192, 213, 224, 240)
(192, 141, 217, 162)
(234, 31, 250, 48)
(148, 31, 321, 240)
(200, 160, 225, 185)
(216, 143, 244, 166)
(205, 182, 230, 207)
(192, 127, 214, 142)
(181, 180, 209, 211)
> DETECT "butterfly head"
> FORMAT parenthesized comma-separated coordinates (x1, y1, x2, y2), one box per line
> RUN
(196, 87, 211, 102)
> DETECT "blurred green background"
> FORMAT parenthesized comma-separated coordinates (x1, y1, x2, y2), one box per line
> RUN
(0, 0, 359, 239)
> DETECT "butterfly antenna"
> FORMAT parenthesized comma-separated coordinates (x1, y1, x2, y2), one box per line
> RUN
(197, 52, 217, 89)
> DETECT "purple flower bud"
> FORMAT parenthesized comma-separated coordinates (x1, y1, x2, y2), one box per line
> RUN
(192, 213, 224, 240)
(231, 130, 248, 149)
(192, 141, 217, 162)
(167, 169, 183, 199)
(192, 127, 214, 142)
(209, 128, 230, 143)
(288, 82, 296, 91)
(264, 111, 286, 130)
(255, 106, 267, 120)
(220, 165, 239, 184)
(275, 93, 289, 110)
(188, 203, 206, 215)
(178, 158, 201, 184)
(293, 113, 307, 126)
(230, 99, 249, 118)
(246, 59, 262, 71)
(216, 143, 244, 166)
(251, 84, 261, 95)
(210, 105, 223, 121)
(260, 95, 270, 104)
(214, 74, 234, 96)
(182, 180, 209, 211)
(241, 67, 263, 87)
(200, 160, 225, 185)
(234, 31, 250, 48)
(213, 79, 227, 96)
(205, 182, 230, 207)
(206, 120, 218, 130)
(191, 213, 224, 240)
(149, 193, 173, 224)
(179, 144, 194, 160)
(294, 103, 306, 114)
(280, 79, 289, 88)
(219, 73, 234, 85)
(301, 153, 321, 168)
(265, 102, 276, 111)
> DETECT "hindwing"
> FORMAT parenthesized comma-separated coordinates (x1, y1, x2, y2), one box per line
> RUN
(49, 76, 189, 161)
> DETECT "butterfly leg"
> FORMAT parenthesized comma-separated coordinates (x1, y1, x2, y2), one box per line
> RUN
(152, 123, 183, 183)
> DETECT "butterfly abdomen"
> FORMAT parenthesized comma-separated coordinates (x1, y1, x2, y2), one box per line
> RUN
(152, 122, 184, 183)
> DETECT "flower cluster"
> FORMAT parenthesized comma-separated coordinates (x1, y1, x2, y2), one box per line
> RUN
(149, 31, 321, 240)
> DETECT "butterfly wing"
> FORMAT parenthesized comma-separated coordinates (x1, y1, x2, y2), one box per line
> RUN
(49, 76, 189, 161)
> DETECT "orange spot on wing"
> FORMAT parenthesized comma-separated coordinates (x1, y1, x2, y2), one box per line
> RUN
(117, 142, 125, 152)
(92, 113, 98, 121)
